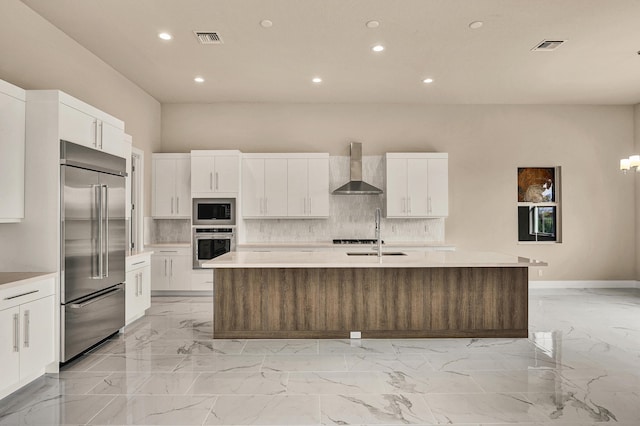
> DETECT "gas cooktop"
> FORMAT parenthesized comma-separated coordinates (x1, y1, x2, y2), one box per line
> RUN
(332, 239, 384, 244)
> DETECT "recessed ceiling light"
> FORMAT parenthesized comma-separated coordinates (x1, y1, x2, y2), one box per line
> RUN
(194, 76, 205, 83)
(372, 44, 385, 52)
(366, 20, 380, 29)
(422, 78, 434, 84)
(260, 20, 273, 28)
(469, 21, 483, 29)
(312, 77, 322, 84)
(158, 32, 172, 40)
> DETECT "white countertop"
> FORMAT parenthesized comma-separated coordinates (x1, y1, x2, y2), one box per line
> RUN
(145, 243, 190, 248)
(0, 272, 56, 288)
(238, 241, 455, 250)
(203, 250, 547, 269)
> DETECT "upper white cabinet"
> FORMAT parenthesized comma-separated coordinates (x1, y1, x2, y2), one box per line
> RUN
(287, 157, 329, 218)
(385, 153, 448, 218)
(191, 150, 240, 196)
(152, 154, 191, 218)
(242, 156, 288, 218)
(58, 93, 127, 159)
(242, 153, 329, 219)
(0, 79, 26, 223)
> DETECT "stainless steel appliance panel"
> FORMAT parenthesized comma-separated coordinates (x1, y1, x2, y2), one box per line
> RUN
(193, 228, 235, 269)
(61, 283, 124, 362)
(61, 166, 125, 302)
(192, 198, 236, 226)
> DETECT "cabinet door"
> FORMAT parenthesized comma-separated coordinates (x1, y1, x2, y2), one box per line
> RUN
(385, 158, 408, 217)
(264, 159, 288, 217)
(59, 104, 97, 149)
(0, 90, 25, 221)
(140, 266, 151, 312)
(153, 159, 176, 217)
(125, 269, 138, 323)
(287, 159, 308, 216)
(168, 255, 192, 290)
(214, 156, 240, 193)
(407, 159, 429, 216)
(242, 158, 265, 217)
(427, 158, 448, 217)
(191, 270, 214, 291)
(307, 158, 329, 217)
(151, 255, 171, 290)
(19, 296, 55, 380)
(100, 121, 126, 157)
(191, 156, 213, 193)
(175, 158, 191, 217)
(0, 307, 20, 388)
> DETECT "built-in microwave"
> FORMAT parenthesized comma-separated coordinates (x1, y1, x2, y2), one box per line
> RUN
(192, 198, 236, 226)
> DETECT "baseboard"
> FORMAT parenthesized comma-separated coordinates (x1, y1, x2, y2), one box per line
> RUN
(529, 280, 639, 289)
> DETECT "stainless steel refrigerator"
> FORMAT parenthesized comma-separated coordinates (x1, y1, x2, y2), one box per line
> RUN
(60, 141, 126, 362)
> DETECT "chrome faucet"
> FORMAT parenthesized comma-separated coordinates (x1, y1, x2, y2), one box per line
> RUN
(375, 208, 382, 257)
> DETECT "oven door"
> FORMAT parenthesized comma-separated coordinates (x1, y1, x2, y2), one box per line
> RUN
(193, 235, 234, 268)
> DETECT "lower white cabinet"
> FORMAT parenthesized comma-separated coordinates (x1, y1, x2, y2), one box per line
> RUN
(191, 269, 214, 291)
(0, 275, 56, 399)
(125, 253, 151, 324)
(151, 247, 192, 292)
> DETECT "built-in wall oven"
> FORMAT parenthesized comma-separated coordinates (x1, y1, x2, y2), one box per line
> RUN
(192, 198, 235, 226)
(193, 227, 236, 269)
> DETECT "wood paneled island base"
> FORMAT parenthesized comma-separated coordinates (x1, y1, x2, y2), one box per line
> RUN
(213, 267, 528, 339)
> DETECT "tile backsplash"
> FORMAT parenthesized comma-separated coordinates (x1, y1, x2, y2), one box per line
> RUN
(144, 218, 191, 244)
(241, 155, 445, 243)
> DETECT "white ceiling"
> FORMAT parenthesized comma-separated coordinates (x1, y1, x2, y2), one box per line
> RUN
(20, 0, 640, 105)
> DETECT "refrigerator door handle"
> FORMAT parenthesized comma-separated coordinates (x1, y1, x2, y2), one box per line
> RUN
(68, 285, 124, 309)
(96, 184, 103, 279)
(103, 184, 109, 277)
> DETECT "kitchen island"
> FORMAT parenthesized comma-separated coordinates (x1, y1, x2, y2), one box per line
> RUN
(204, 251, 546, 339)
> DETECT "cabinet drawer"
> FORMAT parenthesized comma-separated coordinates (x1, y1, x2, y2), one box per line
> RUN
(0, 276, 55, 311)
(126, 255, 151, 271)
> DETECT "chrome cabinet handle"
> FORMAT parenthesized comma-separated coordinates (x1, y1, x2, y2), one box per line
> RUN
(176, 197, 180, 214)
(98, 121, 104, 149)
(164, 259, 167, 277)
(13, 313, 19, 352)
(408, 197, 412, 214)
(215, 172, 219, 190)
(23, 310, 30, 348)
(209, 172, 213, 190)
(4, 290, 38, 301)
(93, 120, 99, 148)
(428, 196, 432, 214)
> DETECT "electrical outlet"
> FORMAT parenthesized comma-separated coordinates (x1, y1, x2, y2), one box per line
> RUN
(538, 269, 543, 277)
(350, 331, 361, 339)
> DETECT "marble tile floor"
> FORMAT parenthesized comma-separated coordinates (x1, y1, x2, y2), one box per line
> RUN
(1, 288, 639, 425)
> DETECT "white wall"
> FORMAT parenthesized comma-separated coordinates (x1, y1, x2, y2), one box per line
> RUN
(162, 103, 636, 281)
(0, 0, 161, 217)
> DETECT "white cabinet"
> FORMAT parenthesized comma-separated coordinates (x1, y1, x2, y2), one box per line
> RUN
(243, 154, 329, 219)
(287, 157, 329, 218)
(58, 94, 126, 159)
(242, 157, 288, 218)
(385, 153, 448, 218)
(151, 247, 192, 292)
(0, 79, 26, 223)
(125, 253, 151, 325)
(191, 150, 240, 195)
(0, 275, 56, 400)
(191, 269, 214, 292)
(152, 154, 191, 218)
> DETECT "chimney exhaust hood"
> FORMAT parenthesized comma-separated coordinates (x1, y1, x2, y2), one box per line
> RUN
(332, 142, 383, 195)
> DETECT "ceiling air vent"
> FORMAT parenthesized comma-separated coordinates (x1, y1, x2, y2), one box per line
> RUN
(531, 39, 566, 51)
(194, 31, 223, 45)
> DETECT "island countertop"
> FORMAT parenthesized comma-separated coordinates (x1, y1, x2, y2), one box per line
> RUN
(203, 250, 547, 269)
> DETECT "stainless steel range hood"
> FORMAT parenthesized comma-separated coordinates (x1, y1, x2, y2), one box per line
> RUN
(332, 142, 383, 195)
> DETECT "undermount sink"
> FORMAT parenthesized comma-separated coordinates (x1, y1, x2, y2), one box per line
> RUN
(346, 252, 407, 256)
